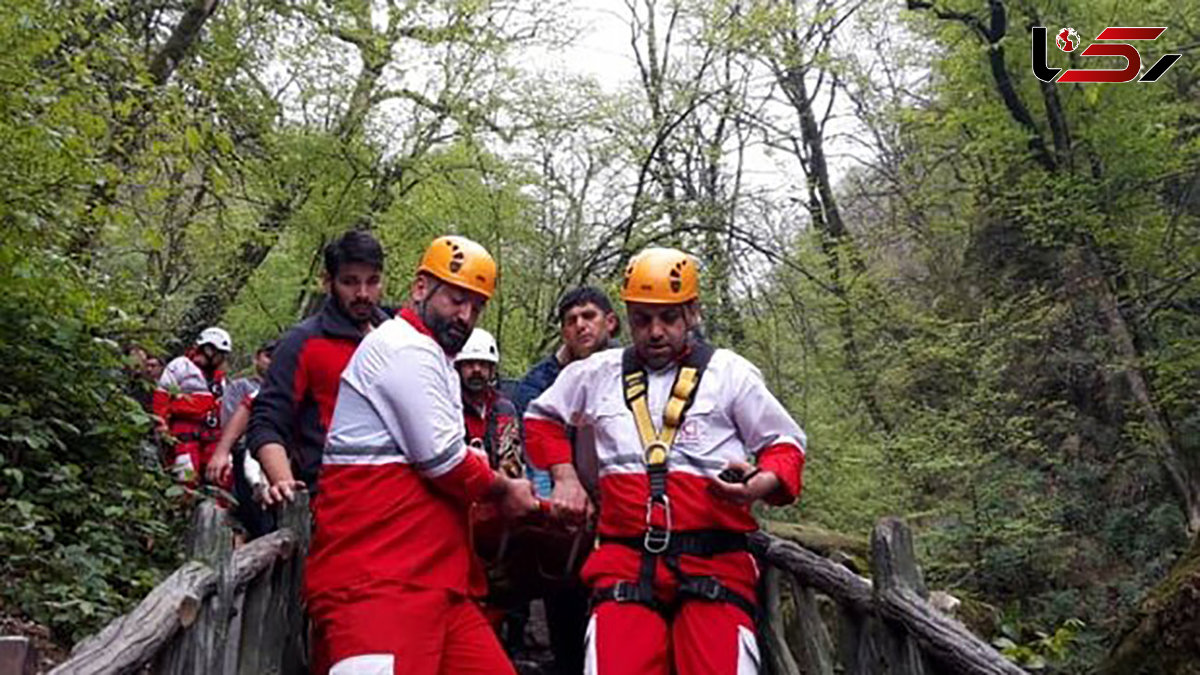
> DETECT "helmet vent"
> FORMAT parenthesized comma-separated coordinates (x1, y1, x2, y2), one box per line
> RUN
(447, 241, 465, 273)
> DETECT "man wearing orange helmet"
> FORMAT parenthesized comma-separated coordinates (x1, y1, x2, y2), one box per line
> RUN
(305, 235, 541, 675)
(524, 247, 806, 674)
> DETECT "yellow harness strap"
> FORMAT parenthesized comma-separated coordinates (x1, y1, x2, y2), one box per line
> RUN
(625, 366, 701, 467)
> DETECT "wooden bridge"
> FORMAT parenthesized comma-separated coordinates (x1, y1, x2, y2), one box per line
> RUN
(47, 494, 1024, 674)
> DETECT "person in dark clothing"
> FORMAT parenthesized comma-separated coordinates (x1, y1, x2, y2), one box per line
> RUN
(208, 339, 278, 540)
(247, 230, 388, 505)
(512, 285, 620, 675)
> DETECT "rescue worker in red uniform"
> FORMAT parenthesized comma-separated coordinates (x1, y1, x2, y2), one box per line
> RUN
(306, 235, 541, 675)
(457, 328, 517, 465)
(524, 248, 807, 675)
(154, 327, 233, 489)
(455, 328, 530, 650)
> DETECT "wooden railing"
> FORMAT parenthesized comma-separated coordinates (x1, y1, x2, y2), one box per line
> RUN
(753, 517, 1025, 675)
(50, 494, 312, 675)
(50, 497, 1021, 675)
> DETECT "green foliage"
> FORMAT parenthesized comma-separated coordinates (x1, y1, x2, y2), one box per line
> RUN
(994, 617, 1086, 671)
(0, 248, 185, 642)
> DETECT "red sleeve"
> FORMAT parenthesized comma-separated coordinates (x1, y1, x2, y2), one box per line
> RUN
(524, 417, 572, 469)
(428, 450, 497, 504)
(152, 389, 170, 421)
(758, 443, 805, 506)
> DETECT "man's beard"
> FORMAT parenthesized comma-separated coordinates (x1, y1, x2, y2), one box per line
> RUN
(463, 375, 489, 393)
(342, 298, 375, 322)
(426, 312, 470, 354)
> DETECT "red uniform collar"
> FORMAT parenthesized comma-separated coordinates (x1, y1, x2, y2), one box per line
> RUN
(400, 307, 434, 338)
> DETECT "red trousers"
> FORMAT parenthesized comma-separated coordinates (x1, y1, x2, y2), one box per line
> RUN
(309, 582, 516, 675)
(585, 598, 759, 674)
(582, 547, 762, 675)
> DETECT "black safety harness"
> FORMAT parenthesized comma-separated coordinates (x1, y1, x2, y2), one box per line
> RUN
(590, 342, 757, 621)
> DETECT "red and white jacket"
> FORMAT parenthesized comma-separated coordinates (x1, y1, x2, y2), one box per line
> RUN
(524, 347, 805, 595)
(305, 309, 496, 602)
(153, 355, 225, 435)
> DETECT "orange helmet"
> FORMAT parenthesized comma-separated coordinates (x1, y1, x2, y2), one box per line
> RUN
(417, 235, 497, 299)
(620, 247, 699, 304)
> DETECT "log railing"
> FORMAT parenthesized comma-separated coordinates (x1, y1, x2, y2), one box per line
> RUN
(754, 517, 1025, 675)
(50, 496, 1021, 675)
(50, 493, 311, 675)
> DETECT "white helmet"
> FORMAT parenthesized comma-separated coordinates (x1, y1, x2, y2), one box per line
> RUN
(196, 327, 233, 353)
(455, 328, 499, 365)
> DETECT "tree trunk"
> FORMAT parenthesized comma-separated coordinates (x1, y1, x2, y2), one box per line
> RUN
(150, 0, 222, 85)
(1071, 243, 1200, 534)
(774, 29, 892, 433)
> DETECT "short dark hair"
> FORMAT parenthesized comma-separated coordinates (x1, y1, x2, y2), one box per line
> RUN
(324, 230, 384, 278)
(557, 286, 617, 326)
(258, 339, 279, 356)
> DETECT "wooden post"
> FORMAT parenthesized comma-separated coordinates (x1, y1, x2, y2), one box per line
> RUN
(232, 528, 299, 674)
(784, 576, 835, 675)
(278, 491, 311, 675)
(160, 499, 234, 675)
(870, 517, 932, 675)
(838, 608, 889, 675)
(238, 492, 310, 675)
(237, 558, 281, 675)
(0, 636, 36, 675)
(870, 518, 1025, 675)
(759, 567, 801, 675)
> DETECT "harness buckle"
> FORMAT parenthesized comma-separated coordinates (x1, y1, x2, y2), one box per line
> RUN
(644, 440, 669, 466)
(644, 496, 672, 554)
(687, 576, 724, 601)
(611, 581, 637, 603)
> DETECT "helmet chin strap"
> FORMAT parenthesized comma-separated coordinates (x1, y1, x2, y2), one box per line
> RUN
(415, 278, 442, 327)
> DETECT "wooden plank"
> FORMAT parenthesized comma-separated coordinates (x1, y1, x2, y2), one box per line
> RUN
(843, 610, 889, 675)
(748, 532, 874, 614)
(223, 591, 246, 675)
(870, 518, 1024, 675)
(49, 561, 216, 675)
(759, 567, 801, 675)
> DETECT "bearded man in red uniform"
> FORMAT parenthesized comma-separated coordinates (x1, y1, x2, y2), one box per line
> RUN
(525, 247, 807, 675)
(306, 235, 540, 675)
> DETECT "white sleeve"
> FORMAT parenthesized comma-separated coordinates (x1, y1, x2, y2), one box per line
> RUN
(525, 358, 597, 427)
(727, 357, 806, 456)
(157, 357, 186, 389)
(362, 344, 468, 478)
(243, 455, 266, 488)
